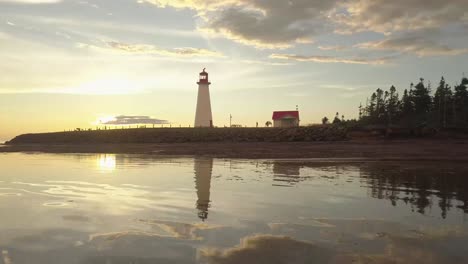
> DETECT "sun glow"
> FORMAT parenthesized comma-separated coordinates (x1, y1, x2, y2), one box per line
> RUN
(97, 154, 116, 172)
(94, 115, 117, 126)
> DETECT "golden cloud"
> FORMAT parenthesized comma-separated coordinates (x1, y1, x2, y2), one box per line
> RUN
(269, 53, 390, 65)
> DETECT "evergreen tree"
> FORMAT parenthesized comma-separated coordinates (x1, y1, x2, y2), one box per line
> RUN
(433, 77, 453, 128)
(411, 78, 432, 123)
(454, 77, 468, 126)
(357, 75, 468, 129)
(401, 89, 413, 116)
(386, 85, 399, 125)
(375, 88, 385, 122)
(359, 103, 363, 120)
(367, 92, 377, 121)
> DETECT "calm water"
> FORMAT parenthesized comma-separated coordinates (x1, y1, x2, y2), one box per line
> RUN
(1, 153, 468, 264)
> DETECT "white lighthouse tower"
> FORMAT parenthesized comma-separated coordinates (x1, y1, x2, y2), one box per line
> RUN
(194, 68, 213, 127)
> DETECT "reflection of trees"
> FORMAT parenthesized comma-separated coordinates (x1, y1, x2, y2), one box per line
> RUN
(194, 158, 213, 221)
(360, 163, 468, 218)
(270, 161, 468, 218)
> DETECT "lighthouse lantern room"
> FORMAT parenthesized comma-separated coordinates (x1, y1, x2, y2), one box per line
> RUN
(198, 69, 210, 84)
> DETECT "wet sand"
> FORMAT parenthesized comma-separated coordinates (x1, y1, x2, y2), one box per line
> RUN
(1, 140, 468, 160)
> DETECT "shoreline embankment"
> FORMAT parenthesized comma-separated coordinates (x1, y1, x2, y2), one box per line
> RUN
(5, 126, 349, 145)
(3, 126, 468, 159)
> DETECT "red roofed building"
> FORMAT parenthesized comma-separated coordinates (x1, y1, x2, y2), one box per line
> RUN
(272, 111, 300, 128)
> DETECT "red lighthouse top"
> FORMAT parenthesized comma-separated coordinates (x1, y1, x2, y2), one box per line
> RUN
(197, 68, 211, 85)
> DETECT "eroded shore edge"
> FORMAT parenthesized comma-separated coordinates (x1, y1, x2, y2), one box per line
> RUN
(1, 140, 468, 160)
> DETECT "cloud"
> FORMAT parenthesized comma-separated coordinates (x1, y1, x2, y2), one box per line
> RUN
(357, 31, 468, 57)
(79, 41, 224, 58)
(201, 3, 327, 49)
(335, 0, 468, 34)
(269, 54, 390, 65)
(77, 1, 99, 9)
(237, 59, 291, 66)
(318, 45, 347, 51)
(107, 41, 224, 57)
(0, 0, 61, 3)
(139, 0, 234, 11)
(143, 0, 338, 49)
(142, 0, 468, 50)
(100, 115, 169, 125)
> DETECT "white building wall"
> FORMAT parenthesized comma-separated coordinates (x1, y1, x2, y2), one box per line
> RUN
(274, 119, 299, 128)
(195, 83, 213, 127)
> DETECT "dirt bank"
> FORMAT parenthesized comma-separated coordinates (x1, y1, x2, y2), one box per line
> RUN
(1, 140, 468, 160)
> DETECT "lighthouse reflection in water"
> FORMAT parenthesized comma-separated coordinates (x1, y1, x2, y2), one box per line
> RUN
(194, 158, 213, 221)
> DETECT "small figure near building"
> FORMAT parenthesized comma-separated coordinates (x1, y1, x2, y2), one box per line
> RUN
(272, 111, 300, 128)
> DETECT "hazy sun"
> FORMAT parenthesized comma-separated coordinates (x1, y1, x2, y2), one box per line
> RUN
(96, 115, 117, 125)
(97, 154, 116, 172)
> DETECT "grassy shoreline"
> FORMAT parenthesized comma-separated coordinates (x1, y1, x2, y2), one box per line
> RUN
(6, 126, 349, 145)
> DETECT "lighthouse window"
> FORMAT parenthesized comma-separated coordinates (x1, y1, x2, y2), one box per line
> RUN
(200, 76, 206, 79)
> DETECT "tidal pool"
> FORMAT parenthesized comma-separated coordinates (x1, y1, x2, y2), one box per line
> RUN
(0, 153, 467, 263)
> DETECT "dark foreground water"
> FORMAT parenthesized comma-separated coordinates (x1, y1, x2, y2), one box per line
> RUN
(1, 153, 468, 264)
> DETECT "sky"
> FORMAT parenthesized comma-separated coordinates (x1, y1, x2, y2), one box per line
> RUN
(1, 0, 468, 140)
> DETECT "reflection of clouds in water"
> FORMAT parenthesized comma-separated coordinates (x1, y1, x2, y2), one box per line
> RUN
(3, 229, 87, 252)
(198, 222, 468, 264)
(0, 219, 467, 264)
(87, 230, 197, 263)
(268, 219, 468, 264)
(0, 192, 22, 196)
(2, 155, 468, 263)
(62, 215, 91, 223)
(348, 230, 468, 264)
(199, 235, 335, 264)
(2, 250, 12, 264)
(10, 181, 169, 214)
(138, 219, 221, 240)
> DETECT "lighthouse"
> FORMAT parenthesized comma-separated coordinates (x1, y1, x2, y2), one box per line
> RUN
(194, 68, 213, 127)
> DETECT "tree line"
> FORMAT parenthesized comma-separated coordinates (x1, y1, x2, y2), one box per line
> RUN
(355, 75, 468, 128)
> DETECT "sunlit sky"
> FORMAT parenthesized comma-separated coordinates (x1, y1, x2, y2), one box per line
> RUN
(1, 0, 468, 140)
